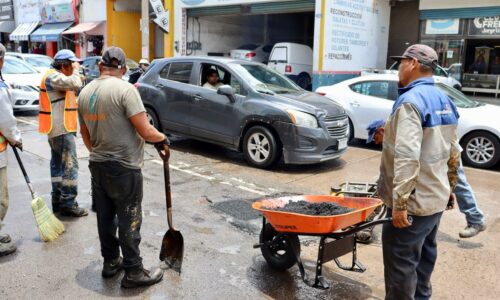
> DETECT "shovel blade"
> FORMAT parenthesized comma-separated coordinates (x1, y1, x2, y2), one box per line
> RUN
(159, 229, 184, 273)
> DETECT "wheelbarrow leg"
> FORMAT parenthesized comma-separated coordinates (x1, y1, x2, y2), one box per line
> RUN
(313, 236, 330, 289)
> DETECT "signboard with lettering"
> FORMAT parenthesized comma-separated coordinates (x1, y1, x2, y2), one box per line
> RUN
(0, 0, 13, 21)
(40, 0, 75, 23)
(425, 19, 460, 35)
(469, 17, 500, 36)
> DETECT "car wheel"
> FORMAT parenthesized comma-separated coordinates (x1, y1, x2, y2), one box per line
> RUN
(461, 131, 500, 169)
(146, 107, 161, 131)
(296, 73, 311, 90)
(243, 126, 281, 168)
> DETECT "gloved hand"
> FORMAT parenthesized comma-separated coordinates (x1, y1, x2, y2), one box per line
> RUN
(154, 135, 170, 152)
(10, 140, 22, 151)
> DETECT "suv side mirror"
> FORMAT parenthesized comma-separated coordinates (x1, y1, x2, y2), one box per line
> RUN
(217, 85, 236, 103)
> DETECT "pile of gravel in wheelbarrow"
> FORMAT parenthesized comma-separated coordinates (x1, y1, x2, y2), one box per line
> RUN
(267, 200, 354, 216)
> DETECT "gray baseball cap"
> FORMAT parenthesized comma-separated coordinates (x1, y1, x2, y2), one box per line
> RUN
(391, 44, 438, 69)
(0, 43, 6, 58)
(101, 47, 127, 69)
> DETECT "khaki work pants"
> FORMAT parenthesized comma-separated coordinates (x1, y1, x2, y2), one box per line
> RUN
(0, 167, 8, 230)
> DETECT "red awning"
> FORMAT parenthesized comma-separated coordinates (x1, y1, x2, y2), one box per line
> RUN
(62, 22, 105, 35)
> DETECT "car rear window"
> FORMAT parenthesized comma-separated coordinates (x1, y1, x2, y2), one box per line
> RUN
(269, 47, 287, 63)
(166, 62, 193, 84)
(237, 44, 259, 50)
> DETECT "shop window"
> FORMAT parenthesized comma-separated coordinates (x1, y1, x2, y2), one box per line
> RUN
(166, 62, 193, 83)
(350, 81, 397, 101)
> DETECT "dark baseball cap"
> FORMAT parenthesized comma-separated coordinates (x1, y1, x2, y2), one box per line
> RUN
(391, 44, 438, 69)
(101, 47, 126, 69)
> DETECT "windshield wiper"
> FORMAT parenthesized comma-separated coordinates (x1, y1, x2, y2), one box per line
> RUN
(256, 89, 275, 95)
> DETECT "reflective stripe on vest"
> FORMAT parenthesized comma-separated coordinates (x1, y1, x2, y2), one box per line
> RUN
(38, 70, 78, 134)
(0, 134, 6, 152)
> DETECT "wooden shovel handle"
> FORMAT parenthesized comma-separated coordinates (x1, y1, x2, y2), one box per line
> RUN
(157, 145, 174, 229)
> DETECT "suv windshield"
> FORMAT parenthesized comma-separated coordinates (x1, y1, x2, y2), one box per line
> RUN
(230, 63, 301, 94)
(436, 82, 482, 108)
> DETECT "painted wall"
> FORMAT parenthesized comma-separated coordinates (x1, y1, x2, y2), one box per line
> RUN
(387, 0, 419, 68)
(420, 0, 500, 10)
(80, 0, 106, 22)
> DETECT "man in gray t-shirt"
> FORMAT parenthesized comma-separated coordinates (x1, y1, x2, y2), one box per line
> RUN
(78, 47, 167, 288)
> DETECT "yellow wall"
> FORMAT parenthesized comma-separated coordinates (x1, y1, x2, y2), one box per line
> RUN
(164, 0, 174, 58)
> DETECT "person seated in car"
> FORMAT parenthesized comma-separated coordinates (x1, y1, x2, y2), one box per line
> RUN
(203, 69, 223, 90)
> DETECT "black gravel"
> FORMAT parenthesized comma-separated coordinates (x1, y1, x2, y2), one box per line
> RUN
(267, 200, 354, 216)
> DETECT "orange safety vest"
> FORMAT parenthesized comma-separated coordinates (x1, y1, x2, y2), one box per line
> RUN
(0, 134, 6, 152)
(38, 70, 78, 134)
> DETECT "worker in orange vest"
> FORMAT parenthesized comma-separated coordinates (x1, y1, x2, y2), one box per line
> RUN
(39, 49, 87, 217)
(0, 43, 22, 257)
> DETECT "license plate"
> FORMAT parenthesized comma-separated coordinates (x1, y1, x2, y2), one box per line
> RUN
(338, 138, 347, 149)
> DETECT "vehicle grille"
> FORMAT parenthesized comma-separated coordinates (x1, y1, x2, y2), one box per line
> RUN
(324, 114, 349, 139)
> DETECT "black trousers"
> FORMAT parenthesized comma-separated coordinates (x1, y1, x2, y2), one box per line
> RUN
(89, 161, 143, 270)
(382, 209, 443, 300)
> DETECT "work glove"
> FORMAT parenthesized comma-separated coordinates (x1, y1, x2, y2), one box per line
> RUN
(10, 140, 22, 151)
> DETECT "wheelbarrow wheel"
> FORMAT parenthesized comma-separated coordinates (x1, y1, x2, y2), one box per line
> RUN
(260, 223, 300, 271)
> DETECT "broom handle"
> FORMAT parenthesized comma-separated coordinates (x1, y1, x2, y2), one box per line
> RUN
(11, 146, 36, 198)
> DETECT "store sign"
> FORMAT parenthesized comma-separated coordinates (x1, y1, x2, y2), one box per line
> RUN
(40, 0, 75, 23)
(16, 0, 42, 23)
(179, 0, 275, 7)
(425, 19, 459, 35)
(469, 16, 500, 36)
(0, 0, 13, 21)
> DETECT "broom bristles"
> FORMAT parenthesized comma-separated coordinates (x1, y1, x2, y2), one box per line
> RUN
(31, 196, 65, 242)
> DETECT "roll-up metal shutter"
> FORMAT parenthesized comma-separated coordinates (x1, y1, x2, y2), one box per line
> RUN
(420, 6, 500, 20)
(187, 0, 315, 17)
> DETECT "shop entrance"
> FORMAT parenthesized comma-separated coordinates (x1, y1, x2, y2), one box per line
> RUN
(465, 39, 500, 75)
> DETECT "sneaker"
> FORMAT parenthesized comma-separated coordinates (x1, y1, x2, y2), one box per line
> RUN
(59, 205, 89, 217)
(0, 234, 11, 243)
(102, 257, 123, 278)
(0, 241, 17, 257)
(121, 267, 163, 288)
(459, 223, 486, 238)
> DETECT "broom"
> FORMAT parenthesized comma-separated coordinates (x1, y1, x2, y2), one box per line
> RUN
(11, 146, 65, 242)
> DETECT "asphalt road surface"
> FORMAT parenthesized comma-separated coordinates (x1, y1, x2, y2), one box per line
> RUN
(1, 112, 499, 299)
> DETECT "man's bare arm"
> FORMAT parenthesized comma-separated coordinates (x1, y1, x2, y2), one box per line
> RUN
(129, 112, 166, 143)
(80, 121, 92, 152)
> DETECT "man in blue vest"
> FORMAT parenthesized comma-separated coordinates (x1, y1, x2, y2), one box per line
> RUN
(378, 44, 461, 300)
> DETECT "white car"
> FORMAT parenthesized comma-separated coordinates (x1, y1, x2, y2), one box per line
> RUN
(230, 44, 274, 64)
(388, 61, 462, 90)
(3, 56, 42, 111)
(268, 42, 313, 90)
(6, 52, 53, 73)
(316, 74, 500, 169)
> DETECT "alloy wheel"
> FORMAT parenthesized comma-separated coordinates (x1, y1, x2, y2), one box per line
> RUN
(247, 132, 270, 163)
(466, 136, 495, 165)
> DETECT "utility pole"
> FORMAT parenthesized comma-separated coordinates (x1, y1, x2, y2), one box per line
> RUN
(141, 0, 149, 60)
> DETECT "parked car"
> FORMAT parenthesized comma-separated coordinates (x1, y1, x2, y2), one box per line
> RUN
(6, 52, 53, 73)
(82, 56, 139, 84)
(267, 42, 313, 90)
(388, 61, 462, 90)
(3, 56, 42, 111)
(316, 74, 500, 169)
(230, 44, 274, 64)
(136, 57, 349, 168)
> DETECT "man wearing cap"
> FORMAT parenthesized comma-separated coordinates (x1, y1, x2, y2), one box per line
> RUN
(0, 43, 22, 257)
(379, 44, 460, 299)
(39, 49, 88, 217)
(78, 47, 166, 287)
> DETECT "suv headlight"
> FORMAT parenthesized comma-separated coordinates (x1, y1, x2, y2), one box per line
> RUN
(287, 109, 319, 128)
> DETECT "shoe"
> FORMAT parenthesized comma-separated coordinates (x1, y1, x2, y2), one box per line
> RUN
(59, 205, 89, 217)
(121, 267, 163, 288)
(0, 241, 17, 257)
(459, 223, 486, 238)
(52, 202, 60, 213)
(0, 234, 11, 243)
(102, 257, 123, 278)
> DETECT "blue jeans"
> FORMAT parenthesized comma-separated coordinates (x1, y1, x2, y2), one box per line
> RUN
(49, 134, 78, 208)
(456, 163, 485, 226)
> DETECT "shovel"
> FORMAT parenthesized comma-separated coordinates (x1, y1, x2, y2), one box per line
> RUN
(157, 144, 184, 274)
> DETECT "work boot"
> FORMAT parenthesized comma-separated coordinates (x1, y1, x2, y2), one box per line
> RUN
(0, 233, 11, 243)
(102, 257, 123, 278)
(121, 267, 163, 288)
(52, 202, 60, 213)
(59, 205, 89, 217)
(0, 241, 17, 257)
(459, 223, 486, 238)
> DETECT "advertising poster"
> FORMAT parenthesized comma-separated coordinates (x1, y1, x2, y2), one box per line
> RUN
(425, 19, 460, 35)
(40, 0, 75, 23)
(322, 0, 390, 72)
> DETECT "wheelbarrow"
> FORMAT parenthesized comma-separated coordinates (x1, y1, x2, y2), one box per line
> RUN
(252, 195, 393, 289)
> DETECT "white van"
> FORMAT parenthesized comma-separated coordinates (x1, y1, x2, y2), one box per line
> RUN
(267, 42, 313, 90)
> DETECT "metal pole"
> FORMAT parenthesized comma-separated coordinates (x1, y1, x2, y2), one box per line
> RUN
(141, 0, 149, 60)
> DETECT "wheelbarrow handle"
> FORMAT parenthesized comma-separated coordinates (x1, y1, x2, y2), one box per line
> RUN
(330, 216, 413, 238)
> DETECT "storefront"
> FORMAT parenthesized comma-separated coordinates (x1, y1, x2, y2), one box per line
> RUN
(175, 0, 391, 90)
(73, 0, 106, 58)
(419, 1, 500, 97)
(0, 0, 15, 49)
(10, 0, 43, 53)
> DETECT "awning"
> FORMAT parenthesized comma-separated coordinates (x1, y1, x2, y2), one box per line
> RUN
(0, 21, 15, 33)
(62, 22, 105, 35)
(30, 22, 73, 42)
(9, 22, 38, 41)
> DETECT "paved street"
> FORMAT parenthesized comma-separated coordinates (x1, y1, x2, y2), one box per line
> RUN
(1, 112, 499, 300)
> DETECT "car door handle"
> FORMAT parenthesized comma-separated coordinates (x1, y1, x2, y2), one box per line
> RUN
(193, 94, 203, 102)
(349, 101, 360, 107)
(155, 83, 165, 89)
